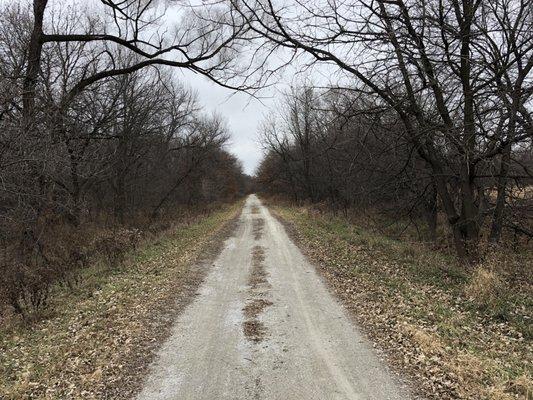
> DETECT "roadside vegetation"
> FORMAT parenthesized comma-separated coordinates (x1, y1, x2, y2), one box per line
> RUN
(0, 3, 252, 397)
(271, 202, 532, 400)
(252, 12, 533, 390)
(0, 1, 250, 324)
(0, 202, 241, 400)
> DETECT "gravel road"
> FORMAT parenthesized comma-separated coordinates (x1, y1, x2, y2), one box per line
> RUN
(136, 195, 413, 400)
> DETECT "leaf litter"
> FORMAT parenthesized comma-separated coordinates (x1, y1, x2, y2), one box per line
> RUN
(0, 203, 242, 400)
(273, 205, 532, 400)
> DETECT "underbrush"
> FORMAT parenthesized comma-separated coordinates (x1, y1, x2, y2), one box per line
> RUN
(0, 202, 241, 399)
(272, 204, 532, 400)
(0, 203, 223, 323)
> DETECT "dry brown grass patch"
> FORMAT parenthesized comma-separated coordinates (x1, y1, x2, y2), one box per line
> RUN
(465, 267, 506, 309)
(447, 352, 494, 399)
(401, 324, 444, 355)
(243, 298, 273, 319)
(505, 375, 533, 400)
(481, 374, 533, 400)
(242, 320, 267, 342)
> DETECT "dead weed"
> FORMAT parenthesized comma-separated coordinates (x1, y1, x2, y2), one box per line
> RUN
(464, 267, 507, 310)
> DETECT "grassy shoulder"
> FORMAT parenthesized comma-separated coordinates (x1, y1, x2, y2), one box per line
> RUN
(0, 202, 242, 400)
(272, 204, 532, 400)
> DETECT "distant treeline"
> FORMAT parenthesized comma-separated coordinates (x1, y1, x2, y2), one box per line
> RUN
(255, 86, 532, 259)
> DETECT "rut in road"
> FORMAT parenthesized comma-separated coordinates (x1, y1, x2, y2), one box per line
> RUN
(136, 195, 414, 400)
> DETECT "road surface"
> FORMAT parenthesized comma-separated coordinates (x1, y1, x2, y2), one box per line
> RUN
(136, 195, 412, 400)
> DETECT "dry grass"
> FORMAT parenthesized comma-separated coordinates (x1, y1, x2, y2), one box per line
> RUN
(487, 185, 533, 201)
(0, 204, 227, 321)
(0, 202, 242, 400)
(401, 323, 444, 355)
(465, 267, 507, 309)
(273, 204, 532, 400)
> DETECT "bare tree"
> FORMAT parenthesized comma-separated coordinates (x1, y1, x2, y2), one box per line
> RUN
(241, 0, 533, 260)
(21, 0, 262, 119)
(0, 2, 251, 314)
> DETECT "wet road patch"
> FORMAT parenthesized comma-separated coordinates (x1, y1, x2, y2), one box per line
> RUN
(252, 218, 265, 240)
(243, 245, 272, 344)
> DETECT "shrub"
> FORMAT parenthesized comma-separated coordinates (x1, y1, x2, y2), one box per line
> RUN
(0, 223, 98, 317)
(94, 228, 141, 268)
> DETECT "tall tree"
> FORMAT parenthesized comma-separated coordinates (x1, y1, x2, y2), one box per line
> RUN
(238, 0, 533, 259)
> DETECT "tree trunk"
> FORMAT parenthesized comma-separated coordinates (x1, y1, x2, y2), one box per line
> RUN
(114, 174, 126, 224)
(68, 146, 82, 226)
(458, 165, 480, 243)
(490, 84, 521, 243)
(23, 0, 49, 120)
(431, 168, 470, 260)
(114, 135, 127, 225)
(425, 181, 438, 241)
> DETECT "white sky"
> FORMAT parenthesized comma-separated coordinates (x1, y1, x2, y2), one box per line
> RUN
(161, 0, 281, 176)
(176, 70, 276, 175)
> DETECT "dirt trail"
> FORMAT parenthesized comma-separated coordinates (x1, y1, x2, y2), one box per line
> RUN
(136, 195, 413, 400)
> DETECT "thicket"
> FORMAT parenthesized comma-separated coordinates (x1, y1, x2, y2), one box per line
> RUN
(0, 3, 249, 318)
(255, 86, 532, 262)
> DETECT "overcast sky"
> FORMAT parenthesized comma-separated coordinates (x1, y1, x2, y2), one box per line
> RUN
(157, 0, 290, 176)
(178, 70, 276, 176)
(177, 64, 323, 176)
